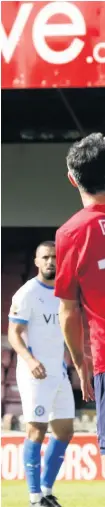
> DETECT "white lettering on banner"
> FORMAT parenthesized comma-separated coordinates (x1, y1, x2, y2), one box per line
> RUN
(33, 2, 86, 64)
(2, 444, 18, 480)
(93, 43, 105, 64)
(18, 444, 24, 480)
(1, 4, 33, 63)
(82, 444, 97, 480)
(63, 443, 97, 480)
(1, 2, 105, 66)
(1, 440, 103, 480)
(66, 444, 82, 480)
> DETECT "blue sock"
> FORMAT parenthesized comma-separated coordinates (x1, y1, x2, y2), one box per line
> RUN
(23, 439, 41, 494)
(41, 437, 68, 491)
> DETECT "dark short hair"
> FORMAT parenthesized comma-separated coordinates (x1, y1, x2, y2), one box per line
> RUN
(35, 241, 55, 257)
(67, 133, 105, 195)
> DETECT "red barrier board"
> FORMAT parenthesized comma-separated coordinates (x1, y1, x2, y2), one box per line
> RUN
(1, 1, 105, 89)
(1, 433, 104, 480)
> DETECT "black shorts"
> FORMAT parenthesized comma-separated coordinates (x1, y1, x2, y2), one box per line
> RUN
(94, 372, 105, 454)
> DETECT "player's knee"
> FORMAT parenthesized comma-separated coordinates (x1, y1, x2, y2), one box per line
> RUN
(26, 422, 47, 442)
(64, 427, 74, 442)
(51, 419, 74, 442)
(58, 426, 74, 442)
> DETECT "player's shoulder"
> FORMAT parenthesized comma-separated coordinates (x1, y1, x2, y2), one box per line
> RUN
(56, 205, 104, 241)
(56, 208, 86, 242)
(13, 277, 38, 300)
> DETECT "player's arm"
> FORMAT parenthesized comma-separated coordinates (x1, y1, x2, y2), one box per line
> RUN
(55, 229, 94, 401)
(61, 301, 93, 374)
(8, 294, 46, 379)
(8, 320, 34, 369)
(59, 298, 84, 369)
(59, 299, 94, 402)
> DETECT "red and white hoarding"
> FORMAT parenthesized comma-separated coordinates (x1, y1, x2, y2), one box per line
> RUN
(1, 1, 105, 89)
(1, 433, 104, 480)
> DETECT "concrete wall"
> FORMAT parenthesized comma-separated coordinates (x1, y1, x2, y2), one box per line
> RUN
(1, 143, 81, 226)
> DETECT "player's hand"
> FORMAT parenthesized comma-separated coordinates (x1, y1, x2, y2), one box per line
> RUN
(29, 357, 47, 379)
(77, 358, 94, 402)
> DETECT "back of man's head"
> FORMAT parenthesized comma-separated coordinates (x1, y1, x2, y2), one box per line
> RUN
(67, 133, 105, 195)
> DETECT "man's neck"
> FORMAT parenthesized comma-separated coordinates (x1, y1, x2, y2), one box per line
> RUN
(36, 274, 54, 288)
(79, 190, 105, 208)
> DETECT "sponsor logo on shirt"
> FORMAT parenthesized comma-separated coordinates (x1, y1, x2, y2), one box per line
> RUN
(43, 313, 59, 324)
(99, 219, 105, 235)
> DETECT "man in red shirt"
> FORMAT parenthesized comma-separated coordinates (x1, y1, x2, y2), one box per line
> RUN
(55, 133, 105, 474)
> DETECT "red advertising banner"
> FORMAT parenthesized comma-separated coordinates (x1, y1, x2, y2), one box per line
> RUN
(1, 433, 104, 481)
(1, 1, 105, 89)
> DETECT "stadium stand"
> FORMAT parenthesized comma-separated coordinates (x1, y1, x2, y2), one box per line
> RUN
(1, 347, 22, 418)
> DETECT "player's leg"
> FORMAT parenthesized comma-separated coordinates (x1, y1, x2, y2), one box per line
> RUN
(41, 372, 75, 506)
(94, 372, 105, 478)
(17, 368, 54, 506)
(24, 421, 47, 505)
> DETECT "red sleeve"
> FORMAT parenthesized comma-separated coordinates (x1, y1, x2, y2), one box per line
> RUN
(54, 228, 79, 300)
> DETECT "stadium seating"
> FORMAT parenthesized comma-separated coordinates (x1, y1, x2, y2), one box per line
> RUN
(1, 364, 5, 417)
(1, 349, 11, 369)
(1, 273, 22, 334)
(4, 403, 22, 417)
(1, 383, 5, 403)
(3, 412, 21, 430)
(1, 364, 5, 383)
(1, 248, 28, 417)
(1, 348, 22, 418)
(11, 353, 17, 368)
(1, 249, 27, 334)
(6, 367, 17, 385)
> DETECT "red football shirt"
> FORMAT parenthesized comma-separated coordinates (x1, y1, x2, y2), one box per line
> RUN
(55, 204, 105, 375)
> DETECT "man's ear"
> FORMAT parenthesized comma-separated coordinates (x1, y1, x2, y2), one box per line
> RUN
(68, 173, 78, 188)
(34, 257, 39, 268)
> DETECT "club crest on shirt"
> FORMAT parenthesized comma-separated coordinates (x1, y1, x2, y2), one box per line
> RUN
(99, 219, 105, 235)
(35, 406, 45, 416)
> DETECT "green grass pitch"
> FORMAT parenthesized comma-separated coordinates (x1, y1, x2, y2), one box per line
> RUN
(2, 480, 105, 507)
